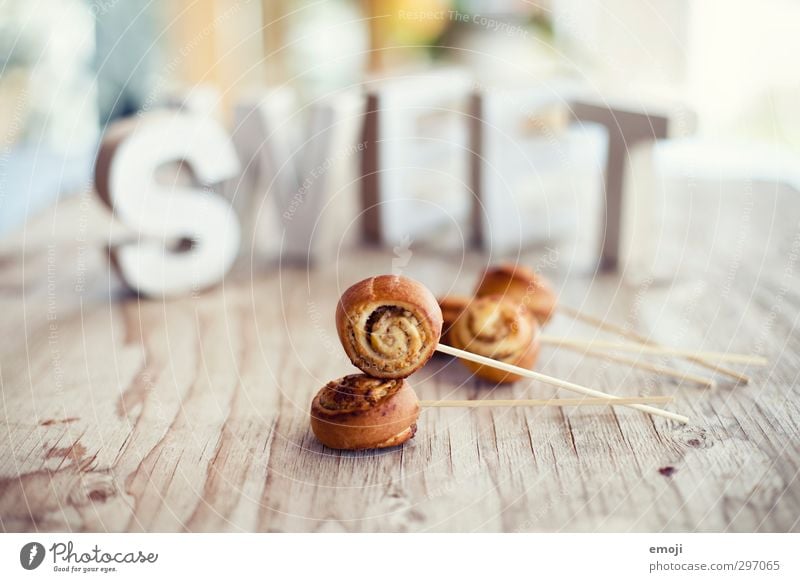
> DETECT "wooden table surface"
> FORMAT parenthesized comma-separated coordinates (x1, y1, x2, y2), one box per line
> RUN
(1, 185, 798, 533)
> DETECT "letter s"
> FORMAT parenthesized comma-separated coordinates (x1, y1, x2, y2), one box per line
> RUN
(95, 112, 240, 297)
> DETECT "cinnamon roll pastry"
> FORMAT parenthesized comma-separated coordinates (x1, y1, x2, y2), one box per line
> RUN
(474, 263, 558, 324)
(336, 275, 443, 378)
(449, 295, 541, 383)
(310, 374, 420, 450)
(438, 295, 470, 345)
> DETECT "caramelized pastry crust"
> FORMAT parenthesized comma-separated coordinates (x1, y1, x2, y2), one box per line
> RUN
(310, 374, 421, 450)
(474, 263, 558, 324)
(438, 295, 471, 345)
(448, 295, 541, 383)
(336, 275, 443, 378)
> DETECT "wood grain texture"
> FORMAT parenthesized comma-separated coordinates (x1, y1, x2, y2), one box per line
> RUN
(0, 189, 798, 532)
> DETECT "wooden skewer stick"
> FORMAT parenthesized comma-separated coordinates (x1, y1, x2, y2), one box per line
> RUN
(555, 344, 716, 388)
(421, 396, 673, 408)
(436, 343, 689, 424)
(538, 336, 767, 366)
(558, 305, 751, 384)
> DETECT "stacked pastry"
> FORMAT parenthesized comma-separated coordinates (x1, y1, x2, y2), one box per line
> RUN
(310, 275, 443, 450)
(310, 268, 691, 449)
(310, 267, 556, 450)
(439, 263, 556, 383)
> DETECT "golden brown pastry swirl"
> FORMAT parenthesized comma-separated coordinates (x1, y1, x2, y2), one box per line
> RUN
(475, 262, 558, 324)
(448, 295, 541, 383)
(310, 374, 420, 450)
(336, 275, 443, 378)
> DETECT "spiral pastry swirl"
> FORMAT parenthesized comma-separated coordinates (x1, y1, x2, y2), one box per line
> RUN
(336, 275, 443, 378)
(449, 295, 541, 383)
(475, 263, 557, 324)
(310, 374, 420, 450)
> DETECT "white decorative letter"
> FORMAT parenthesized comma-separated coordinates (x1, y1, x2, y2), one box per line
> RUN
(95, 112, 241, 297)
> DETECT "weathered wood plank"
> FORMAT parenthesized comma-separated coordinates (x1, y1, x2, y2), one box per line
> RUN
(0, 191, 798, 532)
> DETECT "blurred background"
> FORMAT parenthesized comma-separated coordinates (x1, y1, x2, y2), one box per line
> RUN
(1, 0, 799, 274)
